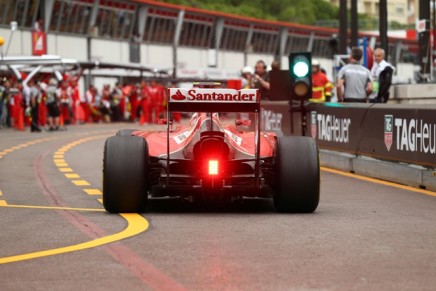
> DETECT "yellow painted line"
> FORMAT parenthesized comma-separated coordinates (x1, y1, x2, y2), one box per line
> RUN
(321, 167, 436, 197)
(59, 167, 73, 173)
(55, 163, 68, 167)
(0, 213, 148, 264)
(0, 200, 7, 206)
(65, 173, 80, 179)
(72, 180, 90, 186)
(83, 189, 102, 195)
(55, 151, 65, 155)
(53, 159, 66, 163)
(97, 198, 103, 204)
(0, 204, 103, 212)
(4, 149, 13, 153)
(0, 190, 2, 196)
(53, 155, 64, 159)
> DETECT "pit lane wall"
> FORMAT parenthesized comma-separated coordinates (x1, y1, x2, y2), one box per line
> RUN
(260, 102, 436, 191)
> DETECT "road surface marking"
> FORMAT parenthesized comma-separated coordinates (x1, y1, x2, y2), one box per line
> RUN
(83, 189, 102, 195)
(0, 200, 7, 206)
(0, 212, 148, 264)
(72, 180, 90, 186)
(321, 167, 436, 197)
(59, 167, 73, 172)
(65, 173, 80, 179)
(55, 162, 68, 167)
(0, 204, 104, 212)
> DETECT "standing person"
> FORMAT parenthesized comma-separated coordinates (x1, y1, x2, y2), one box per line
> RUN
(139, 80, 150, 125)
(100, 84, 112, 123)
(1, 80, 12, 128)
(46, 78, 60, 131)
(148, 80, 165, 123)
(69, 79, 80, 124)
(252, 60, 270, 100)
(12, 81, 25, 131)
(29, 80, 42, 132)
(0, 79, 4, 129)
(310, 59, 333, 103)
(241, 66, 254, 89)
(81, 85, 93, 123)
(128, 83, 139, 122)
(336, 47, 373, 103)
(110, 83, 123, 121)
(58, 80, 72, 125)
(369, 48, 395, 103)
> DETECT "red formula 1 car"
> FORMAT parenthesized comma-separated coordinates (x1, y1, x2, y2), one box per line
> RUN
(103, 83, 320, 213)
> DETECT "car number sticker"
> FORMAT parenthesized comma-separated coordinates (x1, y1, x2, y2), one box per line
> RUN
(224, 130, 242, 146)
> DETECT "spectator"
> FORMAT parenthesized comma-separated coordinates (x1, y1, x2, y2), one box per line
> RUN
(336, 47, 373, 103)
(29, 79, 42, 132)
(111, 83, 123, 121)
(253, 60, 270, 100)
(310, 59, 333, 102)
(369, 48, 395, 103)
(46, 78, 60, 131)
(81, 84, 94, 123)
(271, 60, 281, 71)
(58, 80, 72, 124)
(1, 79, 12, 127)
(100, 84, 112, 123)
(241, 66, 254, 89)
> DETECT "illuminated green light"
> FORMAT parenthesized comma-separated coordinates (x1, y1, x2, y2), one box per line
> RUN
(293, 61, 309, 77)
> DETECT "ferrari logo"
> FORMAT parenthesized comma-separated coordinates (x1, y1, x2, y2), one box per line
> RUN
(384, 115, 393, 151)
(311, 111, 317, 139)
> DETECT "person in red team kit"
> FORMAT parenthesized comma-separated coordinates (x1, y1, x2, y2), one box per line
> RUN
(139, 80, 150, 125)
(69, 79, 80, 124)
(129, 83, 139, 122)
(148, 80, 165, 123)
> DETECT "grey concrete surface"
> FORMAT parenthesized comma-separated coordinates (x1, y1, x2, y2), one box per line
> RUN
(1, 124, 436, 290)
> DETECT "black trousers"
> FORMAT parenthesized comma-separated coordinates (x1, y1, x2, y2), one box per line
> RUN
(31, 104, 40, 131)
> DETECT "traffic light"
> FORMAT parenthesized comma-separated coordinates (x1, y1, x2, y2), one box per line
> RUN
(289, 52, 312, 100)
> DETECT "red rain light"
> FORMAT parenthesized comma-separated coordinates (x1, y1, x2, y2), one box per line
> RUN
(208, 160, 219, 175)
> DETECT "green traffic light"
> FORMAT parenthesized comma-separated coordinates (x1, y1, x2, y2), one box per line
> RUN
(293, 61, 309, 77)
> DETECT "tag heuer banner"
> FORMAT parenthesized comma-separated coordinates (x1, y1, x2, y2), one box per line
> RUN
(305, 103, 435, 168)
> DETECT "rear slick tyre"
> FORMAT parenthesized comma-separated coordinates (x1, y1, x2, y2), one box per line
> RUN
(103, 136, 149, 213)
(116, 129, 137, 136)
(273, 136, 320, 213)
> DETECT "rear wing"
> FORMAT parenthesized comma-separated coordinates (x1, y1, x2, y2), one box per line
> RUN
(167, 88, 260, 112)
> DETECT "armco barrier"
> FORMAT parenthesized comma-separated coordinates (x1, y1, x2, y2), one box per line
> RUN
(260, 101, 436, 190)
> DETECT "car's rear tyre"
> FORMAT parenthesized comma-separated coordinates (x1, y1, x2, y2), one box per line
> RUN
(103, 136, 149, 213)
(116, 129, 137, 136)
(273, 136, 320, 213)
